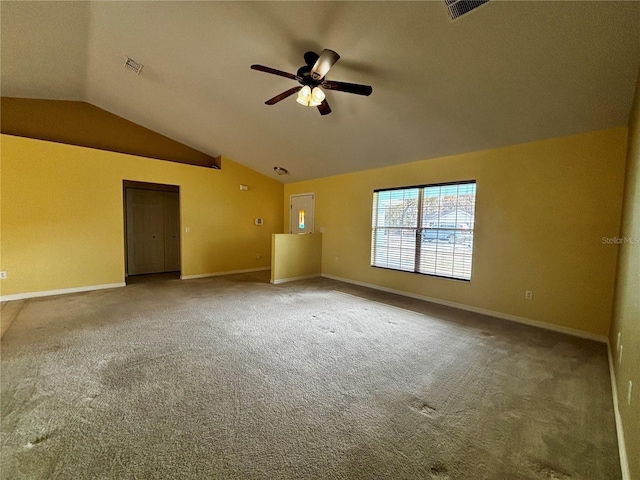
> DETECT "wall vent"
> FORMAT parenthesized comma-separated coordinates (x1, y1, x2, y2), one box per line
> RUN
(124, 56, 143, 75)
(445, 0, 489, 20)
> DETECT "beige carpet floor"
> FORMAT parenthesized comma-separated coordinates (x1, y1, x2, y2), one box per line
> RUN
(1, 272, 621, 479)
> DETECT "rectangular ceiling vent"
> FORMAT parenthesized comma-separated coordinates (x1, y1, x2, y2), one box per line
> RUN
(445, 0, 489, 21)
(124, 56, 143, 75)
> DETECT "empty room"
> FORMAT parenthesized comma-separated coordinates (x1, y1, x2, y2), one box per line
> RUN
(1, 2, 638, 479)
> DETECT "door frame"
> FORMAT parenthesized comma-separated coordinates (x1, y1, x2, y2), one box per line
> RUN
(123, 180, 181, 277)
(289, 192, 315, 234)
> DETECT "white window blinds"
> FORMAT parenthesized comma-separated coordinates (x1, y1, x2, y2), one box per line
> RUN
(371, 181, 476, 281)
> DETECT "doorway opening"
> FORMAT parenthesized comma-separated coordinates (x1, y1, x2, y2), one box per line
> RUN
(123, 180, 181, 284)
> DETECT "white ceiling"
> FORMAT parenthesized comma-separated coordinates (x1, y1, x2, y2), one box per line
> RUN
(2, 1, 639, 183)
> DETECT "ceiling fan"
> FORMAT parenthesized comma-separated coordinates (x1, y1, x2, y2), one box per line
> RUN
(251, 49, 373, 116)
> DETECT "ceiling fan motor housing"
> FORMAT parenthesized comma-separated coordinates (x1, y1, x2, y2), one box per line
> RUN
(296, 65, 323, 87)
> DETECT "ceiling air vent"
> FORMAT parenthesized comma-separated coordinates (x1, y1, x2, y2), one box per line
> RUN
(445, 0, 489, 20)
(124, 56, 143, 75)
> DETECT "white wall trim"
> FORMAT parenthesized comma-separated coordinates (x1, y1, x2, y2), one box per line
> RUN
(181, 267, 270, 280)
(321, 274, 608, 343)
(270, 274, 321, 285)
(607, 341, 631, 480)
(0, 282, 126, 302)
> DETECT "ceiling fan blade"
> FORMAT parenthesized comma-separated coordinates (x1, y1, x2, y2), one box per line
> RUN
(310, 49, 340, 81)
(251, 64, 298, 81)
(317, 99, 331, 116)
(265, 86, 302, 105)
(321, 80, 373, 96)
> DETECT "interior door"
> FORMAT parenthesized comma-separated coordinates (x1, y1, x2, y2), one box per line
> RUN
(126, 187, 181, 275)
(290, 193, 315, 234)
(127, 189, 165, 275)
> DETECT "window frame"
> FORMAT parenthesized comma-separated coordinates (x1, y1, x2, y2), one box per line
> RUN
(371, 180, 477, 282)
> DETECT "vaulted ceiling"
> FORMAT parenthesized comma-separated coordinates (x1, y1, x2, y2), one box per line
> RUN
(2, 1, 639, 182)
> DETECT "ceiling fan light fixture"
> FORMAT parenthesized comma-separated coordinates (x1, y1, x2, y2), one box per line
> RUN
(296, 85, 312, 106)
(308, 87, 325, 107)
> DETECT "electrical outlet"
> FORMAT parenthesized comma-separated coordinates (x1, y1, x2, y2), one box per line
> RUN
(617, 332, 621, 351)
(0, 271, 6, 279)
(185, 227, 191, 233)
(628, 381, 633, 406)
(525, 290, 533, 300)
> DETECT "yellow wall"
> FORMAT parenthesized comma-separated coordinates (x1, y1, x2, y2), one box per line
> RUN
(0, 134, 283, 296)
(270, 233, 322, 284)
(610, 71, 640, 479)
(284, 128, 628, 337)
(1, 98, 220, 168)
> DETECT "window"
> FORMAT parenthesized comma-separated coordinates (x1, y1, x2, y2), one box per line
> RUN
(371, 181, 476, 281)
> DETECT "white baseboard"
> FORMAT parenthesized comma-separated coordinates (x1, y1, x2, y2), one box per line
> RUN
(321, 274, 608, 343)
(270, 274, 321, 285)
(181, 267, 270, 280)
(0, 268, 271, 300)
(0, 282, 126, 302)
(607, 341, 631, 480)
